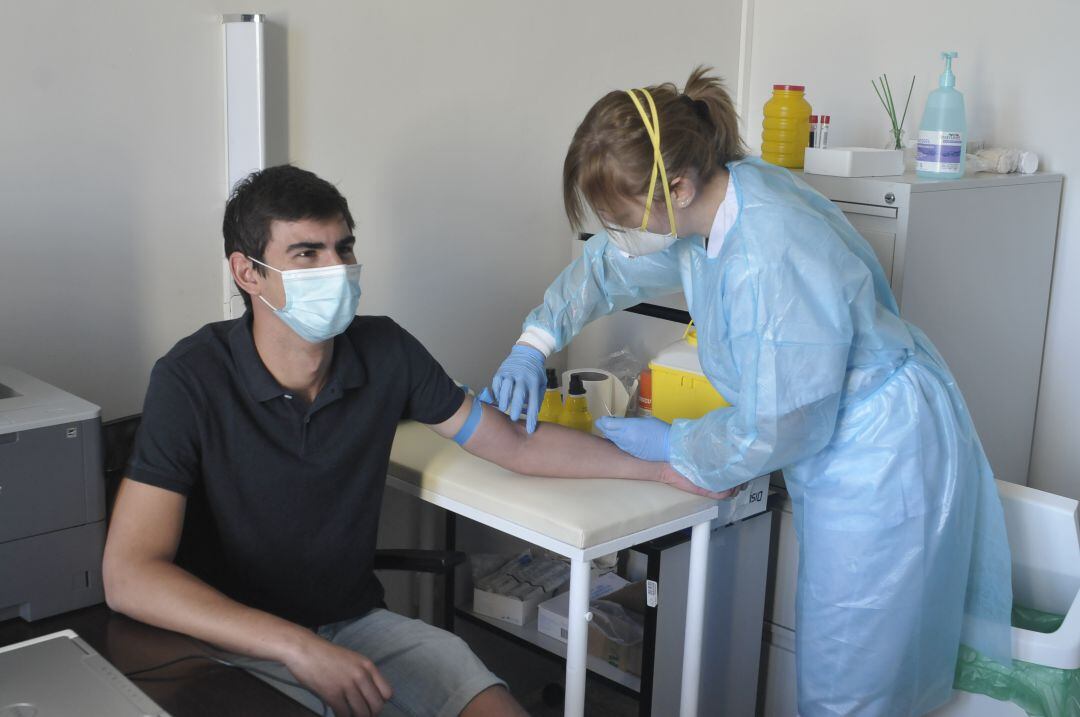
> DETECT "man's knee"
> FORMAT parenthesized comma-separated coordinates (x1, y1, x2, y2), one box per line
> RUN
(460, 685, 525, 717)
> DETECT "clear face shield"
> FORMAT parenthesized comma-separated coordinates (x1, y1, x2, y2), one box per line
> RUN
(604, 88, 680, 257)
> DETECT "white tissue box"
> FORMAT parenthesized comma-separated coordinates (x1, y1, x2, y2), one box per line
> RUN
(473, 588, 547, 627)
(804, 147, 904, 177)
(472, 552, 570, 626)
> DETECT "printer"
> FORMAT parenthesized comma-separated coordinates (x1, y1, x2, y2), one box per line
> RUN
(0, 366, 106, 621)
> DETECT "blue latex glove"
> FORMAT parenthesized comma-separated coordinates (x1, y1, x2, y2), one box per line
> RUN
(595, 416, 672, 463)
(491, 345, 546, 433)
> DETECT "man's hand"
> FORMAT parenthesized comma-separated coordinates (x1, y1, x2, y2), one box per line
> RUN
(657, 463, 747, 500)
(284, 636, 393, 717)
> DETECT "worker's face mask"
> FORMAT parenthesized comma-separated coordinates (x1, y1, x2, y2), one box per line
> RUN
(606, 226, 680, 257)
(605, 88, 680, 258)
(247, 257, 362, 343)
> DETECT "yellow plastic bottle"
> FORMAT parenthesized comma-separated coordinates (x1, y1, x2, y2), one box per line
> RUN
(557, 374, 593, 434)
(762, 84, 812, 168)
(537, 368, 564, 425)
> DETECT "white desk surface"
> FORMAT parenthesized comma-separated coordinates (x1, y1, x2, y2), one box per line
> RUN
(387, 421, 718, 551)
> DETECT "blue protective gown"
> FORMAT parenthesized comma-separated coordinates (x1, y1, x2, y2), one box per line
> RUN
(524, 158, 1012, 716)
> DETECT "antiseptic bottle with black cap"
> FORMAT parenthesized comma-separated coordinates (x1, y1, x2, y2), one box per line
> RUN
(538, 368, 564, 425)
(557, 373, 593, 434)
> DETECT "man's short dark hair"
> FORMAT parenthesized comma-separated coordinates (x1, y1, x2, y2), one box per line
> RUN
(223, 165, 356, 310)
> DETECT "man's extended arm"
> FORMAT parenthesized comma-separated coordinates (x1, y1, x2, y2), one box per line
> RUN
(429, 396, 735, 499)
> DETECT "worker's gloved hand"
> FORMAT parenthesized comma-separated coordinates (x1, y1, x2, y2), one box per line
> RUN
(596, 416, 671, 463)
(491, 344, 546, 434)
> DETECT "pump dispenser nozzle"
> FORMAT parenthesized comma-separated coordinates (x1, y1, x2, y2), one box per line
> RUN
(558, 373, 594, 434)
(917, 50, 967, 179)
(939, 51, 958, 88)
(538, 368, 564, 425)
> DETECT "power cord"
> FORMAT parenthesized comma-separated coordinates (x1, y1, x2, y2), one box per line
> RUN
(124, 647, 330, 717)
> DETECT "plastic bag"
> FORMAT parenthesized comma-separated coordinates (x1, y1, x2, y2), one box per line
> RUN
(954, 606, 1080, 717)
(473, 551, 570, 602)
(1013, 605, 1068, 635)
(967, 148, 1039, 175)
(954, 645, 1080, 717)
(589, 599, 645, 647)
(599, 348, 644, 402)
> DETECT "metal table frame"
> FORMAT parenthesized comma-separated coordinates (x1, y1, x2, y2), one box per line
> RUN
(386, 473, 718, 717)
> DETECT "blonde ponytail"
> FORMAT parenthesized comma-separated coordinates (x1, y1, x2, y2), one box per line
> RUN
(563, 66, 746, 230)
(683, 66, 748, 177)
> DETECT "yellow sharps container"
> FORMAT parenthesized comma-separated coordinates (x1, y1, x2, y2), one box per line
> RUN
(648, 326, 729, 423)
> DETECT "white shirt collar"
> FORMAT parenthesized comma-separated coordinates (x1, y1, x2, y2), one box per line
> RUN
(706, 174, 738, 259)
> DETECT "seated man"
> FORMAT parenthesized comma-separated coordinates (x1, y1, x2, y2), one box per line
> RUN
(103, 165, 731, 717)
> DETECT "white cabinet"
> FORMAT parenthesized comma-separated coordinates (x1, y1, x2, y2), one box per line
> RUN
(800, 170, 1062, 485)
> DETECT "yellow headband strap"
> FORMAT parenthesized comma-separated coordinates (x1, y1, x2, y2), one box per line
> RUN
(625, 88, 677, 236)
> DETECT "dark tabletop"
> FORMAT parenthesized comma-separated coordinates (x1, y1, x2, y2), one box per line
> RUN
(0, 603, 316, 716)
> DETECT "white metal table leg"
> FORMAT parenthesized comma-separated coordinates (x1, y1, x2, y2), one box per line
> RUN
(564, 556, 591, 717)
(680, 520, 711, 716)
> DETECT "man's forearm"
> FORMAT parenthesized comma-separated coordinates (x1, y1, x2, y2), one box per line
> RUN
(465, 406, 663, 480)
(104, 558, 311, 664)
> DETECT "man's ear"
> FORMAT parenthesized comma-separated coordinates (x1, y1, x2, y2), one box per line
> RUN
(229, 252, 261, 300)
(669, 176, 697, 208)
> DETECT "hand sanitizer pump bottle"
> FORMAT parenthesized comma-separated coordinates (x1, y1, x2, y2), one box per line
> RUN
(916, 52, 966, 179)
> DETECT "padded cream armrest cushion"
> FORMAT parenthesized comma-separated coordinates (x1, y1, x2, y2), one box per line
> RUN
(388, 421, 717, 549)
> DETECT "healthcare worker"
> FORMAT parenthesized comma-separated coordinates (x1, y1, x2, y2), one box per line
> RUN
(491, 68, 1013, 716)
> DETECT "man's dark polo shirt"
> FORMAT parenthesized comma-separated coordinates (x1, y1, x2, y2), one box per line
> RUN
(127, 313, 465, 628)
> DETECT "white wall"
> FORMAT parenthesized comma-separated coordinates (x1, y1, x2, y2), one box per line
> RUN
(744, 0, 1080, 498)
(0, 0, 742, 419)
(14, 1, 1067, 500)
(0, 2, 228, 419)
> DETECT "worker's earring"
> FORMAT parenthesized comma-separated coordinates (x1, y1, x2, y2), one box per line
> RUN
(670, 176, 694, 210)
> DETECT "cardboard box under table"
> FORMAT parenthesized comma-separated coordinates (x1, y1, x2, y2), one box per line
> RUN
(586, 581, 646, 677)
(538, 572, 629, 642)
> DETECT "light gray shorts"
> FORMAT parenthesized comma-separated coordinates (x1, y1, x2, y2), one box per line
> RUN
(225, 609, 505, 716)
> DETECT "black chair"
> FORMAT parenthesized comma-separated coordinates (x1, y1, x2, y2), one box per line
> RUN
(102, 416, 464, 631)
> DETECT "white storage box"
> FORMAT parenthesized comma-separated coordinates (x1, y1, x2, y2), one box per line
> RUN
(473, 588, 545, 627)
(804, 147, 904, 177)
(472, 552, 570, 626)
(930, 480, 1080, 716)
(537, 572, 630, 642)
(998, 480, 1080, 670)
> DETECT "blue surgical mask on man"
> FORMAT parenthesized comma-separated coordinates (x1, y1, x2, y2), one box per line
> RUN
(247, 256, 362, 343)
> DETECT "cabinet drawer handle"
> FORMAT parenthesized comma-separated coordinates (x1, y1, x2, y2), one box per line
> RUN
(833, 201, 898, 219)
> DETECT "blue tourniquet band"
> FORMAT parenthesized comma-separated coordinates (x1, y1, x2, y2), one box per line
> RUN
(452, 396, 484, 446)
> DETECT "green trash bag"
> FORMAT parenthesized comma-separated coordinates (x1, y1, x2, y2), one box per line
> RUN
(953, 606, 1080, 717)
(1013, 605, 1068, 635)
